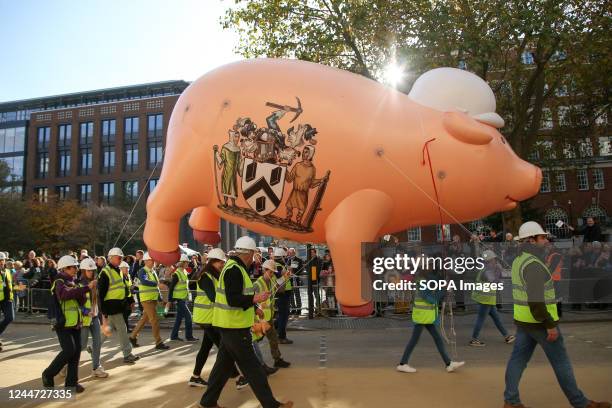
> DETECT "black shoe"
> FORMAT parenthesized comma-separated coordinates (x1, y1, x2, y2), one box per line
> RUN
(66, 384, 85, 393)
(236, 376, 248, 390)
(263, 365, 279, 376)
(278, 338, 294, 344)
(186, 337, 199, 342)
(155, 342, 170, 350)
(123, 354, 139, 364)
(42, 373, 54, 388)
(171, 337, 184, 341)
(274, 358, 291, 368)
(129, 337, 140, 348)
(188, 376, 207, 387)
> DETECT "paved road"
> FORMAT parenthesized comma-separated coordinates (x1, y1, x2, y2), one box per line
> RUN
(1, 314, 611, 408)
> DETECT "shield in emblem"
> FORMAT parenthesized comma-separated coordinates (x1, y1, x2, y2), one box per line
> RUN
(241, 158, 286, 215)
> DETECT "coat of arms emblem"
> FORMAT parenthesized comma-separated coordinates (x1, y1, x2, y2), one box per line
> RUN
(213, 98, 330, 233)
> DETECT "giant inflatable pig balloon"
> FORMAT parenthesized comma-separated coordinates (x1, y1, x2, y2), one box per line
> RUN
(144, 59, 541, 317)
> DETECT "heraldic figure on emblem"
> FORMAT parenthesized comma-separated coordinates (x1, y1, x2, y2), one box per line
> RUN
(212, 98, 330, 233)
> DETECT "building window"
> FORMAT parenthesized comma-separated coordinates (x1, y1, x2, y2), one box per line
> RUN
(101, 146, 115, 174)
(37, 126, 50, 150)
(555, 172, 566, 192)
(540, 108, 553, 130)
(124, 181, 139, 202)
(578, 138, 593, 157)
(37, 152, 49, 179)
(544, 207, 570, 239)
(79, 184, 92, 204)
(124, 117, 139, 141)
(125, 142, 138, 171)
(436, 224, 451, 242)
(147, 114, 163, 138)
(58, 124, 72, 147)
(582, 205, 607, 225)
(147, 114, 163, 169)
(541, 141, 556, 159)
(100, 182, 115, 204)
(79, 122, 93, 175)
(34, 187, 48, 203)
(0, 127, 25, 153)
(540, 170, 551, 193)
(577, 169, 589, 191)
(57, 150, 70, 177)
(79, 122, 93, 145)
(148, 178, 159, 193)
(56, 185, 70, 200)
(563, 143, 577, 159)
(101, 119, 116, 174)
(521, 52, 535, 64)
(0, 156, 24, 182)
(593, 168, 605, 190)
(407, 227, 421, 241)
(557, 106, 570, 126)
(599, 137, 611, 156)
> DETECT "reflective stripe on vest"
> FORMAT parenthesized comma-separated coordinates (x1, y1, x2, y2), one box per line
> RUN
(51, 279, 82, 328)
(511, 252, 559, 323)
(471, 269, 497, 305)
(173, 268, 189, 300)
(139, 267, 160, 302)
(254, 277, 272, 321)
(80, 283, 92, 327)
(0, 269, 13, 302)
(193, 272, 216, 325)
(212, 259, 255, 329)
(101, 266, 126, 301)
(412, 284, 437, 325)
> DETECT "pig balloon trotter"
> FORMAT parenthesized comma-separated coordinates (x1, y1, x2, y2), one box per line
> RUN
(143, 59, 541, 317)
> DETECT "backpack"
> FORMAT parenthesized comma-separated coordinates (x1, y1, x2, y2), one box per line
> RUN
(47, 279, 66, 330)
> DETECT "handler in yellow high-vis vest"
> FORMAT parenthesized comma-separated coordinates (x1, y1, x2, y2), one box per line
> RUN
(0, 252, 16, 351)
(199, 236, 293, 408)
(189, 248, 240, 388)
(129, 252, 169, 350)
(396, 268, 465, 374)
(253, 259, 291, 370)
(169, 254, 197, 342)
(42, 255, 94, 393)
(79, 257, 108, 378)
(469, 250, 515, 347)
(503, 221, 609, 408)
(99, 247, 140, 364)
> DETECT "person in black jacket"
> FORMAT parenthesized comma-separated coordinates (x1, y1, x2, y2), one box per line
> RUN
(188, 249, 240, 388)
(568, 217, 603, 243)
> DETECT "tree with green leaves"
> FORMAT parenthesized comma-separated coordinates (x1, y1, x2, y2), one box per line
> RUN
(223, 0, 610, 232)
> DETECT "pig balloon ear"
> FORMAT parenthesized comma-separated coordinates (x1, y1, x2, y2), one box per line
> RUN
(443, 111, 493, 145)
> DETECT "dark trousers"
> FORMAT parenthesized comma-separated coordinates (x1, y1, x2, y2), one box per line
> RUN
(400, 323, 451, 366)
(194, 325, 219, 376)
(274, 292, 290, 339)
(171, 299, 193, 339)
(0, 300, 15, 336)
(43, 328, 82, 387)
(201, 328, 279, 408)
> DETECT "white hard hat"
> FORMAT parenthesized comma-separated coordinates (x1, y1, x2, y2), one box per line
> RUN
(57, 255, 79, 270)
(119, 261, 130, 269)
(235, 236, 257, 252)
(107, 247, 124, 257)
(142, 252, 152, 261)
(0, 252, 6, 260)
(482, 250, 497, 260)
(179, 254, 189, 262)
(516, 221, 549, 241)
(262, 259, 277, 271)
(273, 247, 286, 258)
(207, 248, 227, 262)
(79, 257, 97, 270)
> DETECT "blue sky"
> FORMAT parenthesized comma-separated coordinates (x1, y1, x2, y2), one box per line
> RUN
(0, 0, 242, 102)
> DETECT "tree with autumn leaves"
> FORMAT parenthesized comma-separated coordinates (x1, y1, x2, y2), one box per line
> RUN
(222, 0, 610, 232)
